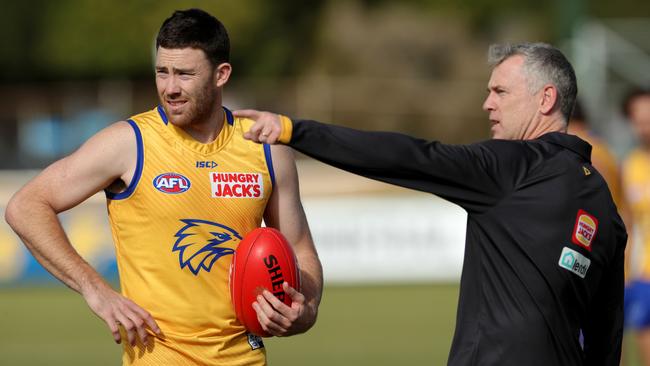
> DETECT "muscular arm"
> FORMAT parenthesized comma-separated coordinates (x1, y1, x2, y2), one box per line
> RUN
(4, 121, 160, 345)
(257, 144, 323, 336)
(6, 122, 131, 291)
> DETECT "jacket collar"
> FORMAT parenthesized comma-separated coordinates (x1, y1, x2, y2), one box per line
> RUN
(538, 132, 592, 162)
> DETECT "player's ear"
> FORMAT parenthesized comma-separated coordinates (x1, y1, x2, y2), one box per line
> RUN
(215, 63, 232, 87)
(539, 84, 558, 115)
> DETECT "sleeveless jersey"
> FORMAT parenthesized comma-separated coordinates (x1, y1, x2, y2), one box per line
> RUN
(106, 106, 273, 365)
(623, 148, 650, 280)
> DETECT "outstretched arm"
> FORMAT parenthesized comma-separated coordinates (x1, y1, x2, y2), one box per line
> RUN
(4, 121, 161, 346)
(235, 109, 509, 213)
(254, 144, 323, 336)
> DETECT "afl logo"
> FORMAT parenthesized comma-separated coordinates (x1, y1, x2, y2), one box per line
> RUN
(153, 173, 191, 194)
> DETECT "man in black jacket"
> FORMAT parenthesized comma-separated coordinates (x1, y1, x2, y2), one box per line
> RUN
(235, 42, 626, 366)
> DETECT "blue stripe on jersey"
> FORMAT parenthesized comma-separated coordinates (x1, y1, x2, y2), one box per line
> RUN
(157, 105, 168, 125)
(223, 106, 234, 126)
(105, 119, 144, 200)
(264, 144, 276, 189)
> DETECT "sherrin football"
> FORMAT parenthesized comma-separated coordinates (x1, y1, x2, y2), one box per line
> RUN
(229, 227, 300, 337)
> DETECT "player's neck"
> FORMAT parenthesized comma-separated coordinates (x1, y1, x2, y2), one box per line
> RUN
(184, 106, 225, 144)
(524, 115, 566, 140)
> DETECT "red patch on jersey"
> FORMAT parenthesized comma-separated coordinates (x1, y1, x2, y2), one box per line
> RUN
(571, 209, 598, 251)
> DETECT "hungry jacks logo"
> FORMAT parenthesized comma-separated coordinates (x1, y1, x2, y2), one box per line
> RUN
(571, 209, 598, 251)
(210, 172, 263, 198)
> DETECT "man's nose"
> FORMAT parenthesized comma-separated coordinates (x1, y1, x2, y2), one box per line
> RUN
(165, 76, 181, 95)
(482, 93, 495, 112)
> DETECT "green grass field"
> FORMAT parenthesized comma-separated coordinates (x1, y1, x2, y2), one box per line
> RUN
(0, 284, 641, 365)
(0, 284, 457, 365)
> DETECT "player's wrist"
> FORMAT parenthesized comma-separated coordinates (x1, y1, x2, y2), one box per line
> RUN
(78, 271, 111, 298)
(278, 115, 293, 144)
(300, 301, 319, 332)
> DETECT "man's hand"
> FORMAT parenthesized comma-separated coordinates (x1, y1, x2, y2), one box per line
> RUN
(234, 109, 284, 144)
(252, 281, 317, 337)
(82, 281, 162, 347)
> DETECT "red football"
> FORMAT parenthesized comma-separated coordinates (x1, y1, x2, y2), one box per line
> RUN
(229, 227, 300, 337)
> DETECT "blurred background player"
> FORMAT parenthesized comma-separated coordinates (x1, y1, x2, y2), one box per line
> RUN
(4, 8, 322, 366)
(623, 87, 650, 366)
(568, 100, 625, 212)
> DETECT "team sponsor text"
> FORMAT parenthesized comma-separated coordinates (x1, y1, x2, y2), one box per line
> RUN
(558, 246, 591, 278)
(571, 209, 598, 251)
(210, 172, 263, 198)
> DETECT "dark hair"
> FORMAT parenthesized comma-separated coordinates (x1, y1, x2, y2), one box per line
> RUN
(488, 43, 577, 124)
(156, 8, 230, 66)
(622, 87, 650, 118)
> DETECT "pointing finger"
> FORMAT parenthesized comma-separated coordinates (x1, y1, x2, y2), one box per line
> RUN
(244, 122, 265, 142)
(233, 109, 260, 119)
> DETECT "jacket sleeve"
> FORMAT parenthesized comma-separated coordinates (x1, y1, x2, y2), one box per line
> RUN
(582, 230, 625, 366)
(289, 119, 525, 213)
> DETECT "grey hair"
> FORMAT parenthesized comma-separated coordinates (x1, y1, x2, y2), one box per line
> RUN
(488, 42, 577, 123)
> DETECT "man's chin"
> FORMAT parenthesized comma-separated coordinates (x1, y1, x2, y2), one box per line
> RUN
(168, 115, 191, 127)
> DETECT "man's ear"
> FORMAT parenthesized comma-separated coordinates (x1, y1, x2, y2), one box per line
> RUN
(539, 84, 558, 115)
(215, 63, 232, 87)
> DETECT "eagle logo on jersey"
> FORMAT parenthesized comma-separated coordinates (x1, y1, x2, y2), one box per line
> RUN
(172, 219, 242, 275)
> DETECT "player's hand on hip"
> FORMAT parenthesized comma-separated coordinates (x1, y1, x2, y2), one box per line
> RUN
(252, 281, 314, 337)
(81, 281, 162, 347)
(235, 109, 283, 144)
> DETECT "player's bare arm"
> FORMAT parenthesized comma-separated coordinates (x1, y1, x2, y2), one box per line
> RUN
(256, 145, 323, 336)
(4, 121, 161, 346)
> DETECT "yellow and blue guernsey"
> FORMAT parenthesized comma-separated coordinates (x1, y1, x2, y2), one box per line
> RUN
(623, 148, 650, 281)
(584, 134, 624, 211)
(106, 106, 273, 365)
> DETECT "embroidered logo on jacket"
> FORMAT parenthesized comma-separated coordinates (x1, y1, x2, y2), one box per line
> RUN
(571, 209, 598, 251)
(172, 219, 241, 275)
(210, 172, 263, 198)
(153, 173, 191, 194)
(558, 247, 591, 278)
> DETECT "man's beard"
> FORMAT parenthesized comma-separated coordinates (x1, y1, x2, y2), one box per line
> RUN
(165, 85, 217, 127)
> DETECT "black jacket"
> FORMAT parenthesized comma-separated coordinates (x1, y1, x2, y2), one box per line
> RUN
(288, 119, 626, 366)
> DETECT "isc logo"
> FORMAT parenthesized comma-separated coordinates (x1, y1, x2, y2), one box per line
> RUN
(153, 173, 191, 194)
(196, 161, 218, 169)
